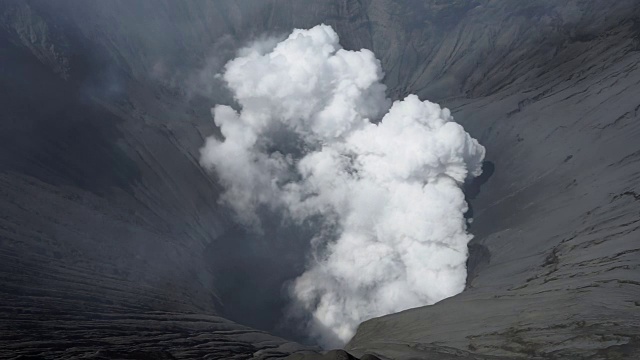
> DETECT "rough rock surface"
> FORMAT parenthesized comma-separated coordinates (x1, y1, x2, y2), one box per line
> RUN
(1, 1, 639, 359)
(346, 2, 640, 360)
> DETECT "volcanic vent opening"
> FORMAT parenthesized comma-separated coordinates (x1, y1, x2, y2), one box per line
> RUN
(200, 24, 486, 348)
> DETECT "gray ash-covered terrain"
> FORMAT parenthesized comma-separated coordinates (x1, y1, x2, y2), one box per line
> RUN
(1, 0, 639, 359)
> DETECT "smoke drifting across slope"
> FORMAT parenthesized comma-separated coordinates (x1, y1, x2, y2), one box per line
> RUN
(200, 25, 485, 347)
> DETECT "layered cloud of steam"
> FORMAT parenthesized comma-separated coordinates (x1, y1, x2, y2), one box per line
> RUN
(200, 25, 485, 347)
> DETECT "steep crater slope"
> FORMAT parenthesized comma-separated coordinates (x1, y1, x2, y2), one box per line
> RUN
(1, 1, 639, 359)
(0, 1, 312, 358)
(348, 3, 640, 360)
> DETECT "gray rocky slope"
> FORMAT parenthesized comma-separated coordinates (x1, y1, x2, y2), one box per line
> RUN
(0, 1, 639, 359)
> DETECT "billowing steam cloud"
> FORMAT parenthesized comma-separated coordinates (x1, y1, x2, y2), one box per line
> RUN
(200, 24, 485, 347)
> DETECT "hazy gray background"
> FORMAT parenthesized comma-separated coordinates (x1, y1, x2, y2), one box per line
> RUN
(1, 0, 639, 358)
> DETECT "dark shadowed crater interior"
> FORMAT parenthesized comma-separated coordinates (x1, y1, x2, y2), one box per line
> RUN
(1, 1, 639, 359)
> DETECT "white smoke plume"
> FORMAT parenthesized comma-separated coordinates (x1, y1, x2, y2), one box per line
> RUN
(199, 24, 485, 347)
